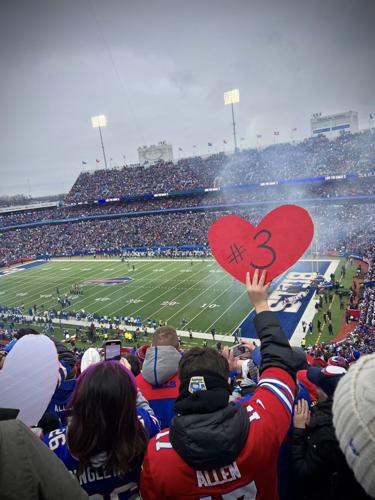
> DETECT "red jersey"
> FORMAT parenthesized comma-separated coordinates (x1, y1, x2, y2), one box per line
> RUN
(140, 367, 295, 500)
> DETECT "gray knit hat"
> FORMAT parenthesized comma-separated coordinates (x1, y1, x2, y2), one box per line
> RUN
(332, 353, 375, 497)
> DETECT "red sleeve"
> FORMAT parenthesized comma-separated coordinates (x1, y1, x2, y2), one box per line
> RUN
(241, 367, 296, 445)
(140, 432, 170, 500)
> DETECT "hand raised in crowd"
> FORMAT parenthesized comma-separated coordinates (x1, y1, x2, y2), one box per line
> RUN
(240, 338, 257, 352)
(293, 398, 311, 429)
(246, 269, 270, 314)
(221, 345, 237, 372)
(119, 356, 132, 371)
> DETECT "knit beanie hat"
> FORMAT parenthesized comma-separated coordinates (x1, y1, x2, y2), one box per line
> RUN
(332, 353, 375, 497)
(328, 355, 349, 370)
(307, 365, 346, 397)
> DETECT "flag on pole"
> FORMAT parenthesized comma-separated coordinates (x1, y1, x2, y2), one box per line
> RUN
(274, 131, 280, 136)
(96, 159, 100, 163)
(178, 147, 183, 151)
(292, 128, 297, 132)
(256, 134, 262, 139)
(82, 161, 87, 165)
(208, 142, 213, 147)
(370, 113, 374, 120)
(240, 137, 245, 141)
(223, 139, 227, 144)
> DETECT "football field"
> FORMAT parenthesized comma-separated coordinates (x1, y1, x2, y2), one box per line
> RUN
(0, 256, 343, 340)
(0, 258, 252, 335)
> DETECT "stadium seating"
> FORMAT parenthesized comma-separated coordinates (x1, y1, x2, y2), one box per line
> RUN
(0, 129, 374, 266)
(64, 131, 375, 203)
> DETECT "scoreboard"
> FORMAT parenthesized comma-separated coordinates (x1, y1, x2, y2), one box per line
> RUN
(310, 111, 358, 137)
(138, 141, 174, 166)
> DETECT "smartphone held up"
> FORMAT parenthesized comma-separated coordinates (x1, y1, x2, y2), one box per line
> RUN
(104, 340, 122, 361)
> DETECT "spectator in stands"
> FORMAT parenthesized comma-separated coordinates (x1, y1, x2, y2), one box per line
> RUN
(45, 360, 159, 498)
(0, 419, 88, 499)
(122, 351, 142, 376)
(140, 270, 297, 499)
(136, 326, 181, 429)
(291, 365, 370, 499)
(333, 353, 375, 498)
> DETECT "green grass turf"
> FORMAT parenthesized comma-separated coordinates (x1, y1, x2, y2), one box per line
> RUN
(306, 259, 356, 345)
(0, 258, 253, 335)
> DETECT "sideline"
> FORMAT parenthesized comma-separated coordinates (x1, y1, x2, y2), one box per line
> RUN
(15, 314, 240, 344)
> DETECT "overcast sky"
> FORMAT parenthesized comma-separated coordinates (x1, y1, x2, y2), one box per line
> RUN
(0, 0, 374, 196)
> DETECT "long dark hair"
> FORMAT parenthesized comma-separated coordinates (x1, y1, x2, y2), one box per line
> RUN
(67, 361, 147, 475)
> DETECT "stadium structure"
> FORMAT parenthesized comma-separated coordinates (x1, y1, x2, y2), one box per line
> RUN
(0, 128, 374, 348)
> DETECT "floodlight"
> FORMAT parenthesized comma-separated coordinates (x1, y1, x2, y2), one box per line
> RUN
(91, 115, 107, 128)
(224, 89, 240, 106)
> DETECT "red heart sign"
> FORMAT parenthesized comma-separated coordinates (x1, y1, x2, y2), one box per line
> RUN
(208, 204, 314, 284)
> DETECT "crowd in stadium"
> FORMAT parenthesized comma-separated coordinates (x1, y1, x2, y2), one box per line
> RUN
(0, 176, 374, 229)
(1, 268, 375, 499)
(1, 203, 374, 265)
(63, 130, 375, 203)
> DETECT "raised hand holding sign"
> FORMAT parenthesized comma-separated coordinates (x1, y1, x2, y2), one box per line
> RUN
(208, 204, 314, 284)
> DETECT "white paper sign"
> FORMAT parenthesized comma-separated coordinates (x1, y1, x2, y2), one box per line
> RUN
(0, 334, 59, 426)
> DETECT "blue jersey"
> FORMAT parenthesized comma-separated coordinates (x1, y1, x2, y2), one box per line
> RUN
(46, 378, 76, 426)
(44, 407, 160, 499)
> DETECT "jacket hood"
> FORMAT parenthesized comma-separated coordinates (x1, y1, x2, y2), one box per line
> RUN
(169, 403, 249, 469)
(141, 345, 180, 386)
(51, 379, 76, 405)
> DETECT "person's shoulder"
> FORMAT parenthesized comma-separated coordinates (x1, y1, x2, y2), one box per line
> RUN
(44, 427, 74, 463)
(0, 419, 33, 447)
(145, 429, 175, 460)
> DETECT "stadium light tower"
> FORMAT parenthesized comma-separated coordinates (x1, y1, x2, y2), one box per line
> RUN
(224, 89, 240, 152)
(91, 114, 108, 169)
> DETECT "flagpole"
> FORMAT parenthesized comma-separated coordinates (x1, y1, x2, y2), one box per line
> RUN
(231, 103, 238, 152)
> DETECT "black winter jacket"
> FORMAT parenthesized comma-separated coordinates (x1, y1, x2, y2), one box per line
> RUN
(291, 398, 370, 500)
(170, 311, 296, 469)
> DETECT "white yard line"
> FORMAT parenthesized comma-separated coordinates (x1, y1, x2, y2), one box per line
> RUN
(166, 272, 232, 323)
(73, 261, 156, 312)
(129, 265, 213, 317)
(204, 290, 252, 333)
(2, 260, 151, 310)
(0, 264, 87, 300)
(183, 280, 241, 330)
(99, 262, 195, 315)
